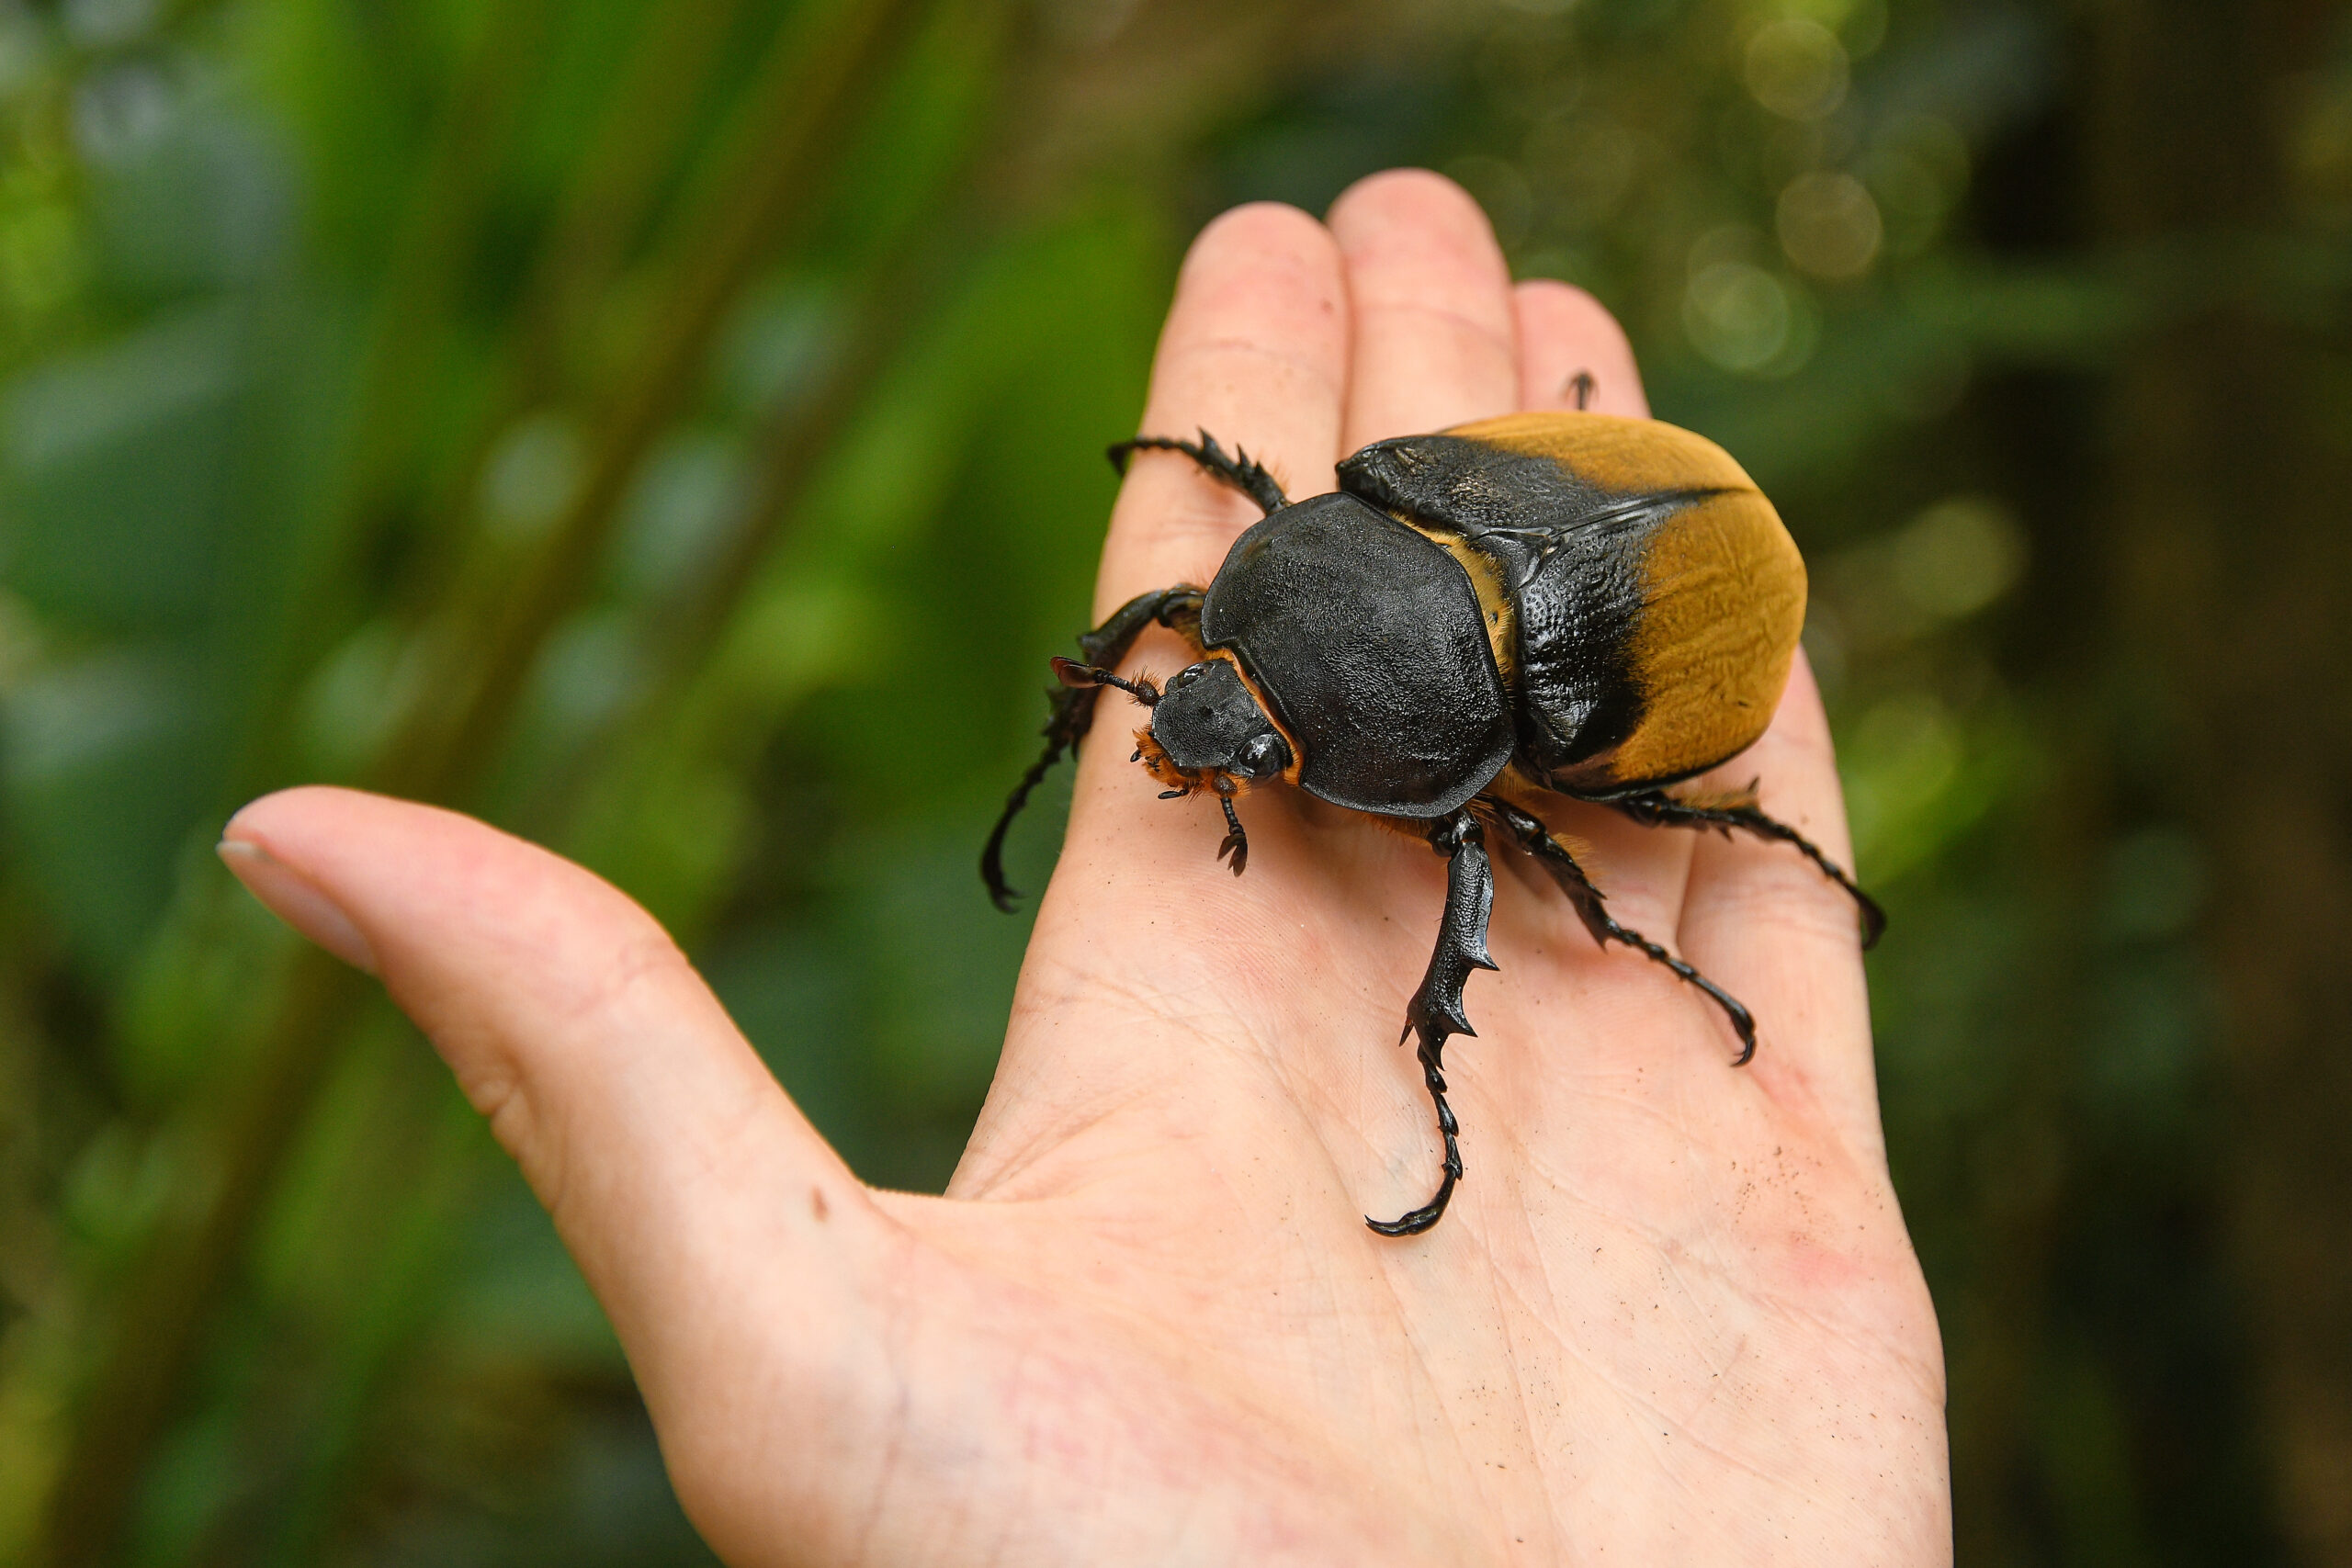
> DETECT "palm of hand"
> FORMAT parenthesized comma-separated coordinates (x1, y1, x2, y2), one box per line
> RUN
(899, 679, 1942, 1568)
(222, 173, 1946, 1567)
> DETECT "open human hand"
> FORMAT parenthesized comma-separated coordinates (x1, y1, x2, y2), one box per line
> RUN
(219, 170, 1949, 1565)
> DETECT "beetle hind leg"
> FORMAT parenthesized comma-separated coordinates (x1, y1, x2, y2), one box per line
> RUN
(1604, 787, 1886, 949)
(1107, 429, 1289, 516)
(1489, 799, 1759, 1066)
(1367, 809, 1498, 1237)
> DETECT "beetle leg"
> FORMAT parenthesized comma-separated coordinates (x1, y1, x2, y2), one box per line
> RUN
(1074, 584, 1204, 666)
(1488, 799, 1759, 1066)
(1107, 429, 1289, 516)
(1216, 792, 1249, 874)
(981, 586, 1205, 911)
(1367, 808, 1498, 1237)
(1601, 787, 1886, 949)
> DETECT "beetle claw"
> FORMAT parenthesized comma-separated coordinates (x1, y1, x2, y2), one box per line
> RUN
(1216, 795, 1250, 874)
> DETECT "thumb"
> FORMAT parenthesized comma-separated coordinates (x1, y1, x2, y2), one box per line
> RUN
(217, 786, 890, 1489)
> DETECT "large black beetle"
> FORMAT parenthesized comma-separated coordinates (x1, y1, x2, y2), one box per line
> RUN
(982, 409, 1882, 1236)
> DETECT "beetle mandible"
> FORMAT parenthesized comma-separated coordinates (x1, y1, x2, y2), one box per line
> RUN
(982, 397, 1883, 1236)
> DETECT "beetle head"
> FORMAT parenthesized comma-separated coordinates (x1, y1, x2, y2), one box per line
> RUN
(1136, 658, 1291, 795)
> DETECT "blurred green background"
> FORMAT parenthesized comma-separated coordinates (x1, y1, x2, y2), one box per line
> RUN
(0, 0, 2345, 1560)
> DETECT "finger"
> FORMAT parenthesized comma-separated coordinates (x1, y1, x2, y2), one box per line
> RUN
(1498, 279, 1696, 959)
(1095, 202, 1348, 615)
(1040, 205, 1346, 962)
(1004, 205, 1353, 1214)
(218, 788, 885, 1422)
(1512, 278, 1647, 416)
(1329, 168, 1521, 447)
(1677, 654, 1883, 1154)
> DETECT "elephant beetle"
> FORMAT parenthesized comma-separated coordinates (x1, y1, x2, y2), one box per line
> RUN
(982, 401, 1883, 1236)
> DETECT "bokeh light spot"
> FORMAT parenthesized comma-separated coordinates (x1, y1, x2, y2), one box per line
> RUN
(1744, 18, 1849, 121)
(1894, 497, 2028, 620)
(1683, 256, 1806, 373)
(1777, 170, 1883, 279)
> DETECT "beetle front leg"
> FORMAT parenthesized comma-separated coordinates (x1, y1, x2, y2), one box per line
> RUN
(1489, 799, 1759, 1066)
(1367, 808, 1498, 1238)
(1215, 793, 1249, 874)
(1107, 429, 1289, 516)
(1073, 583, 1204, 667)
(981, 585, 1205, 911)
(1603, 786, 1886, 949)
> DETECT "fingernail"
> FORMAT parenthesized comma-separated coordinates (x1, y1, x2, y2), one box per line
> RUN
(217, 837, 379, 975)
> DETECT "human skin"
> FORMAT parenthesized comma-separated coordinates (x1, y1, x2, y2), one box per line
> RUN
(218, 170, 1951, 1565)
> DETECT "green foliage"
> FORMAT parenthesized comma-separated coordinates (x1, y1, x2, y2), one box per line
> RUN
(0, 0, 2337, 1559)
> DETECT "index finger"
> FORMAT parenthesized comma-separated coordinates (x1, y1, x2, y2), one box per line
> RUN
(1093, 203, 1348, 616)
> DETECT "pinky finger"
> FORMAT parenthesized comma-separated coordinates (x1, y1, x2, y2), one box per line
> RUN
(1679, 654, 1885, 1157)
(1512, 279, 1647, 417)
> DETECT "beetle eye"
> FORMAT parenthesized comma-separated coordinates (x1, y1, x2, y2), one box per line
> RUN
(1238, 732, 1286, 779)
(1166, 666, 1200, 691)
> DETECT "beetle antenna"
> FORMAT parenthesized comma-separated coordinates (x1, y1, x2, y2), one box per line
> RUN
(1053, 656, 1159, 706)
(1216, 795, 1249, 874)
